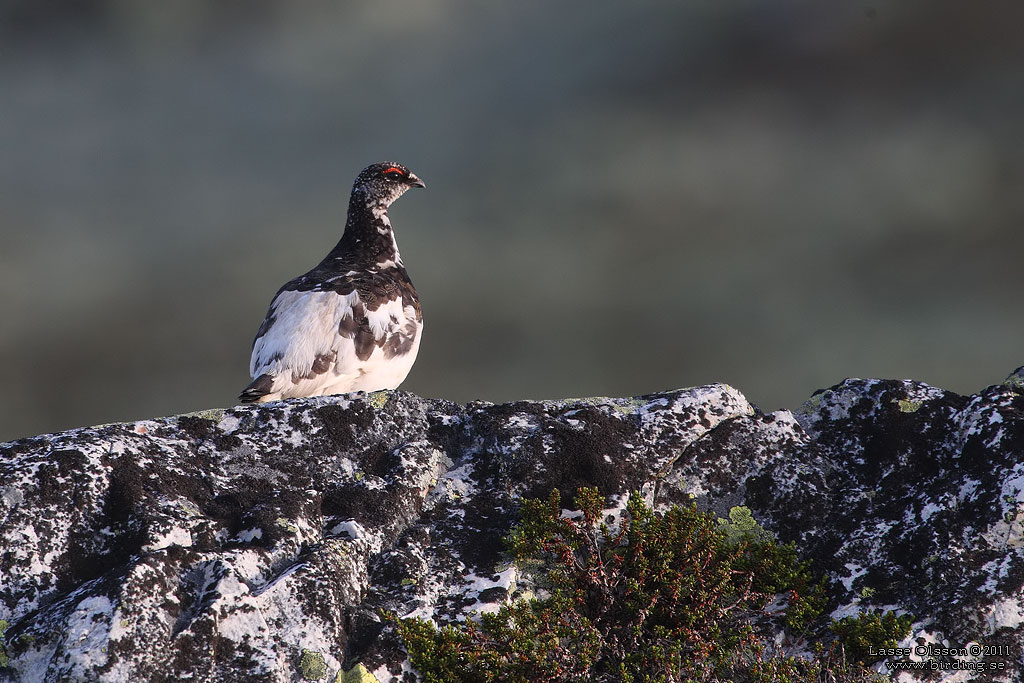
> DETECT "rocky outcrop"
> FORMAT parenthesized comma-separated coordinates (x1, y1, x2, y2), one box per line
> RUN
(2, 369, 1024, 682)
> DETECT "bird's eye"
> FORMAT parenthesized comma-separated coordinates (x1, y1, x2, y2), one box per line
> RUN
(382, 167, 404, 181)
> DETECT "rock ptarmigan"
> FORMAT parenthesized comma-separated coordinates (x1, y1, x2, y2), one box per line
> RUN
(239, 162, 425, 403)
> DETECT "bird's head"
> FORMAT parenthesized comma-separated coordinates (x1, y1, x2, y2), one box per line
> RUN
(352, 162, 426, 208)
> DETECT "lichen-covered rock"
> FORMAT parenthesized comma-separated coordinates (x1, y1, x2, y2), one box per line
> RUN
(1, 372, 1023, 681)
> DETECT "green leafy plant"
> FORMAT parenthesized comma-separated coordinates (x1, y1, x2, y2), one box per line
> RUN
(390, 488, 895, 682)
(0, 619, 9, 668)
(829, 611, 914, 665)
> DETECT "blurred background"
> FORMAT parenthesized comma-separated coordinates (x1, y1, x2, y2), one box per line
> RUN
(1, 1, 1022, 442)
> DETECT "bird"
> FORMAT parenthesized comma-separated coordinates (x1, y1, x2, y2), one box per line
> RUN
(239, 161, 426, 403)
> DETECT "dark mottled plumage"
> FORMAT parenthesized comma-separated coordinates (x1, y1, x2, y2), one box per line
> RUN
(240, 162, 425, 403)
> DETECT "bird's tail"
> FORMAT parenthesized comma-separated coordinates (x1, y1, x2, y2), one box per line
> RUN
(238, 374, 275, 403)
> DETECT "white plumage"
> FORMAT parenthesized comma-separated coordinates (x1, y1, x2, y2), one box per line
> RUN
(249, 290, 422, 400)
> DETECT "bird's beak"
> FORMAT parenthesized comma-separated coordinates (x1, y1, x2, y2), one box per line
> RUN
(407, 172, 426, 189)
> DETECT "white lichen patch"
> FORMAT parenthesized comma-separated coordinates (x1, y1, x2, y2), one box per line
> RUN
(839, 563, 868, 593)
(637, 384, 754, 456)
(217, 412, 242, 434)
(59, 595, 116, 678)
(983, 511, 1024, 550)
(752, 410, 805, 454)
(957, 478, 981, 501)
(425, 461, 479, 508)
(976, 553, 1023, 597)
(373, 659, 415, 683)
(234, 527, 264, 543)
(900, 383, 946, 406)
(460, 565, 519, 615)
(329, 519, 366, 540)
(2, 485, 25, 508)
(255, 572, 343, 671)
(918, 502, 943, 524)
(503, 414, 537, 431)
(986, 595, 1024, 632)
(386, 532, 457, 625)
(143, 526, 193, 552)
